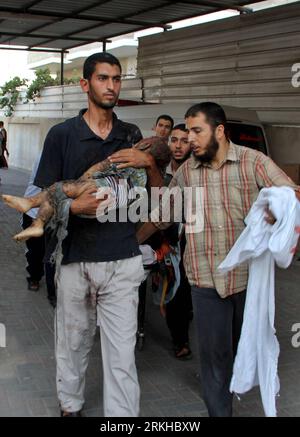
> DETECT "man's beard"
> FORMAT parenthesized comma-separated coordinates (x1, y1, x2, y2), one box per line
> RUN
(88, 84, 118, 109)
(192, 134, 219, 163)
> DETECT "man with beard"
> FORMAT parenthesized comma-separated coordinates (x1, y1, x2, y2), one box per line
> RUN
(137, 102, 300, 416)
(34, 52, 163, 417)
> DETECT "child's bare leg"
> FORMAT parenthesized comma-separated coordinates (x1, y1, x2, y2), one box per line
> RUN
(2, 190, 48, 213)
(13, 199, 54, 242)
(62, 180, 96, 197)
(13, 179, 91, 242)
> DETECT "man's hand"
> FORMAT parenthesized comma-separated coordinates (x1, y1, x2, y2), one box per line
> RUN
(109, 145, 164, 188)
(108, 148, 154, 170)
(70, 186, 103, 216)
(264, 191, 299, 226)
(264, 207, 276, 225)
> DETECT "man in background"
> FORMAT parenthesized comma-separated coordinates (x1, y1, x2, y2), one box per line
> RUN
(164, 124, 193, 359)
(22, 152, 56, 307)
(153, 114, 174, 140)
(0, 121, 9, 172)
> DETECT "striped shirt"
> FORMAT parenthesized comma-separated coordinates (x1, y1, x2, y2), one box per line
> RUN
(150, 142, 298, 298)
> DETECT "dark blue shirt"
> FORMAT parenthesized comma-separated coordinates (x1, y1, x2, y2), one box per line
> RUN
(34, 109, 142, 264)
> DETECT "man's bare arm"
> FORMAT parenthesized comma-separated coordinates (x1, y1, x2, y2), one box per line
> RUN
(70, 186, 102, 216)
(136, 222, 159, 244)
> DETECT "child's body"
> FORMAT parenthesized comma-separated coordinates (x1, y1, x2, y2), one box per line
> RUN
(2, 136, 170, 242)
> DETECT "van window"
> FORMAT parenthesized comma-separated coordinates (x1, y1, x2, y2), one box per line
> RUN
(227, 122, 268, 155)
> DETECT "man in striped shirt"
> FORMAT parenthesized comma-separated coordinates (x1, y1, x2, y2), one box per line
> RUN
(137, 102, 300, 417)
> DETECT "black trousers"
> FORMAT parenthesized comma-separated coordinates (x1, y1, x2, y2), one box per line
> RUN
(22, 214, 56, 299)
(137, 279, 147, 334)
(191, 286, 246, 417)
(22, 213, 45, 282)
(165, 265, 192, 349)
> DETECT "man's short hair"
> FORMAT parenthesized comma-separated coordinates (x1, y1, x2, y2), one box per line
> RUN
(83, 52, 122, 80)
(185, 102, 228, 138)
(155, 114, 174, 129)
(172, 123, 187, 133)
(0, 121, 3, 126)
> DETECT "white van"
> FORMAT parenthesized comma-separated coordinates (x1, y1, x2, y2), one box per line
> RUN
(115, 102, 269, 156)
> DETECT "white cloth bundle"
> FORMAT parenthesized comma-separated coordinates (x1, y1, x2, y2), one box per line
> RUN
(218, 186, 300, 417)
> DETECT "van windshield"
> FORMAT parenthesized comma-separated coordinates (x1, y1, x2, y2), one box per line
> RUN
(227, 122, 267, 155)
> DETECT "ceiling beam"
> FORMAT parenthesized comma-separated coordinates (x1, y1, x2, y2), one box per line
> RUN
(0, 0, 178, 26)
(27, 1, 177, 48)
(0, 0, 258, 51)
(0, 30, 102, 43)
(180, 0, 253, 13)
(0, 21, 59, 45)
(23, 0, 45, 9)
(0, 46, 68, 53)
(0, 1, 112, 45)
(0, 4, 173, 47)
(0, 5, 171, 26)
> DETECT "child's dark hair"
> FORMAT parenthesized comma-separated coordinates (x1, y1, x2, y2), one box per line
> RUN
(134, 137, 171, 171)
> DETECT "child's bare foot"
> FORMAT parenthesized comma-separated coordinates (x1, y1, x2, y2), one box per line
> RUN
(2, 194, 33, 213)
(13, 220, 44, 242)
(13, 226, 44, 242)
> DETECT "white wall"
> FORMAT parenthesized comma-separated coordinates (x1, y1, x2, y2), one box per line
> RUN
(7, 118, 64, 171)
(137, 2, 300, 125)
